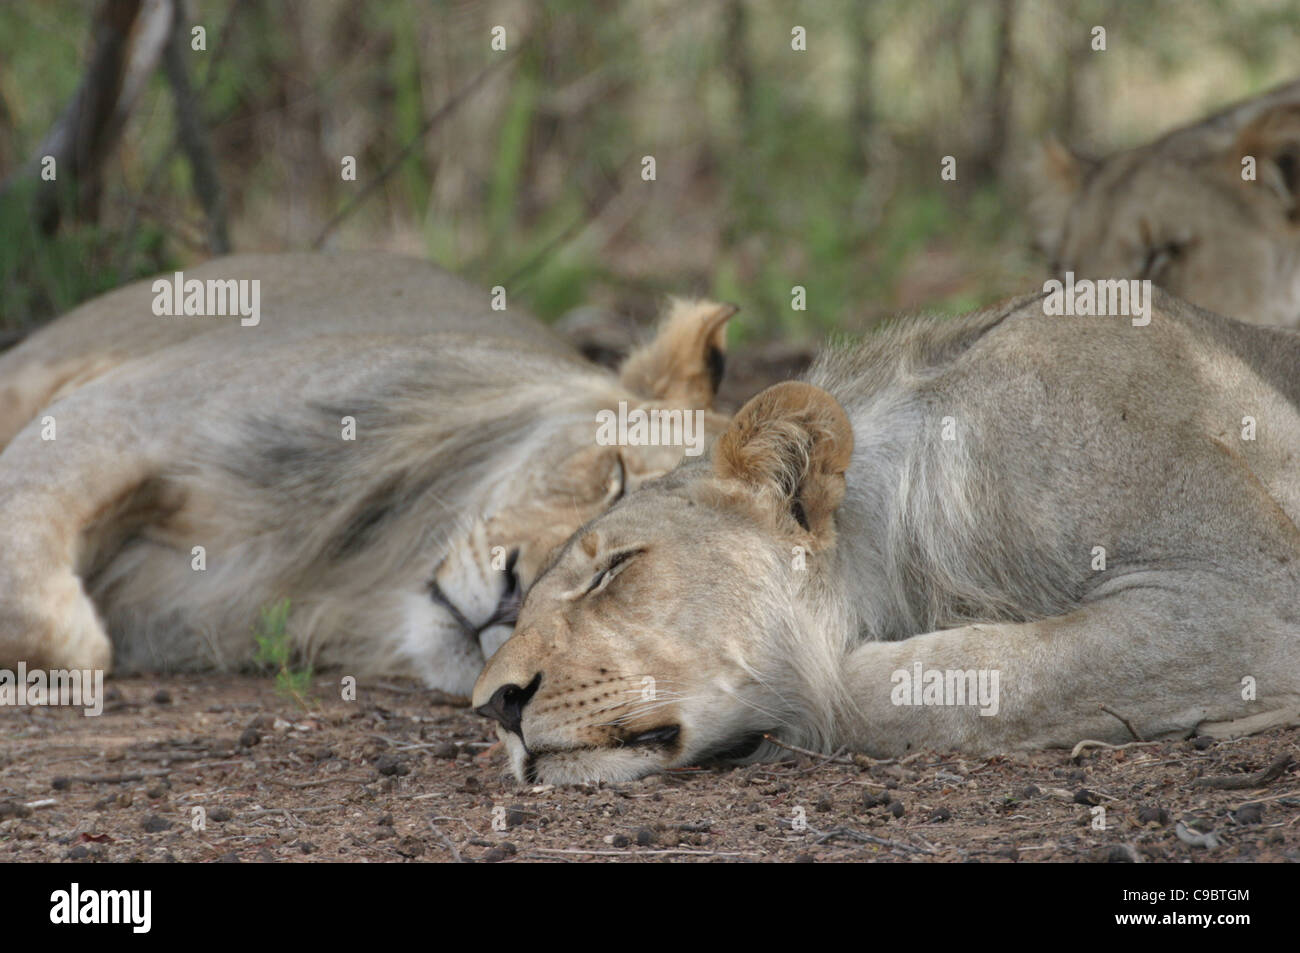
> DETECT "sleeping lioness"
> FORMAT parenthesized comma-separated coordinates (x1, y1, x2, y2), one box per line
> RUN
(475, 290, 1300, 784)
(0, 252, 735, 694)
(1029, 77, 1300, 328)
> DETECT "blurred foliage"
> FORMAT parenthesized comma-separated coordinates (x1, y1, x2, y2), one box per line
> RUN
(1, 0, 1298, 342)
(252, 597, 314, 708)
(0, 179, 172, 335)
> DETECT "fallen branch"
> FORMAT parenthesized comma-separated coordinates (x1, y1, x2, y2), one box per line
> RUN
(761, 733, 854, 765)
(809, 825, 935, 855)
(428, 819, 465, 863)
(1069, 738, 1162, 759)
(268, 776, 372, 789)
(52, 769, 172, 786)
(50, 756, 252, 787)
(1192, 753, 1295, 790)
(525, 847, 763, 858)
(242, 808, 317, 828)
(1233, 789, 1300, 810)
(759, 733, 920, 768)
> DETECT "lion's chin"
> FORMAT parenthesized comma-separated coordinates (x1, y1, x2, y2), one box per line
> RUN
(499, 731, 668, 785)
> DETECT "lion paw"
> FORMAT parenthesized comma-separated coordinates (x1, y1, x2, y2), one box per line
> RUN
(0, 573, 112, 672)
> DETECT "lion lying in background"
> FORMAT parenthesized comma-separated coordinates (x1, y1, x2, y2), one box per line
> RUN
(1029, 77, 1300, 328)
(475, 290, 1300, 784)
(0, 252, 735, 695)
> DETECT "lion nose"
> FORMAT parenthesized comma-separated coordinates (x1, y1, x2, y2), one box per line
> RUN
(474, 673, 541, 736)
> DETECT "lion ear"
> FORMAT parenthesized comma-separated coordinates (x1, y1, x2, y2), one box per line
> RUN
(1024, 136, 1096, 261)
(713, 381, 853, 544)
(1232, 103, 1300, 220)
(618, 299, 737, 408)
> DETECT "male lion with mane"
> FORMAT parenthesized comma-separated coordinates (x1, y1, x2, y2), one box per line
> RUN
(0, 252, 735, 695)
(475, 290, 1300, 784)
(1029, 77, 1300, 328)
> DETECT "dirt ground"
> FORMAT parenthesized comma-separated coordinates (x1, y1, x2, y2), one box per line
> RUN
(2, 674, 1297, 863)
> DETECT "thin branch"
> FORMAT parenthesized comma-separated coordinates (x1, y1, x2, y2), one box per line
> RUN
(808, 825, 935, 855)
(428, 818, 464, 863)
(310, 49, 520, 249)
(1099, 704, 1145, 742)
(761, 733, 855, 766)
(0, 0, 169, 232)
(116, 0, 244, 278)
(1069, 738, 1162, 759)
(1233, 788, 1300, 810)
(268, 776, 372, 789)
(1193, 753, 1295, 791)
(524, 847, 763, 858)
(162, 0, 229, 253)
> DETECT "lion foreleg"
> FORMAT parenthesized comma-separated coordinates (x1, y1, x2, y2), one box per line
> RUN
(0, 422, 161, 672)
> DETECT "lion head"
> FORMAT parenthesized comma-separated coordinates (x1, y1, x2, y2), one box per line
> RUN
(472, 381, 857, 783)
(406, 299, 742, 687)
(1027, 87, 1300, 328)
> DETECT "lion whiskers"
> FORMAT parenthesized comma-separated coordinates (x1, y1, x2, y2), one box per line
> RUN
(593, 681, 690, 727)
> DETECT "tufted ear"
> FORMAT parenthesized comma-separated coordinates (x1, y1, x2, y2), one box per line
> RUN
(1232, 103, 1300, 221)
(619, 299, 737, 408)
(1024, 136, 1097, 262)
(713, 381, 854, 545)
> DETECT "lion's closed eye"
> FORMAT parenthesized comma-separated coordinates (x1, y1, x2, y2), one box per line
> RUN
(577, 548, 641, 599)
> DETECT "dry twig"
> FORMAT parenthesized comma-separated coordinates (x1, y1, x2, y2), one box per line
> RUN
(1193, 753, 1295, 791)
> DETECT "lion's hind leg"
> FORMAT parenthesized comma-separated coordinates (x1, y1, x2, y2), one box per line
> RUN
(842, 579, 1299, 757)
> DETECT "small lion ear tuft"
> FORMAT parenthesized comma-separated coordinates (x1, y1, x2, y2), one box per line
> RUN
(619, 299, 738, 409)
(706, 343, 726, 397)
(714, 381, 853, 544)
